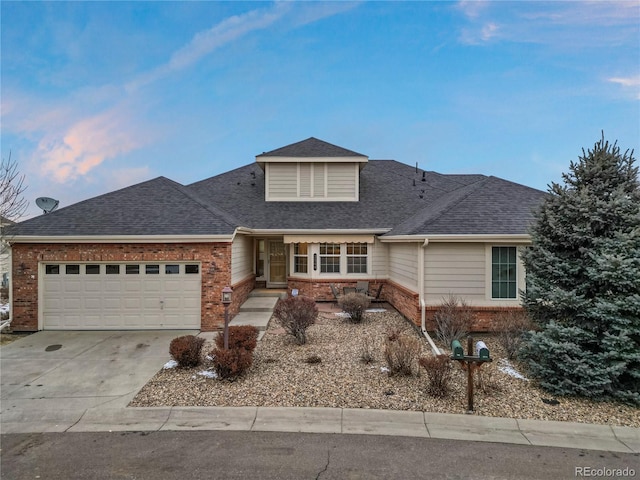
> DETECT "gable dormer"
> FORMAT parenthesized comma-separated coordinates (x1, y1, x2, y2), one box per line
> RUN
(256, 137, 368, 202)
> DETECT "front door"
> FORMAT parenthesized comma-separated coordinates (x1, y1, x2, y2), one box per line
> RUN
(268, 240, 286, 287)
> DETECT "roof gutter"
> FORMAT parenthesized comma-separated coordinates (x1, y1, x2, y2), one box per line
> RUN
(234, 227, 391, 236)
(379, 234, 532, 243)
(9, 234, 235, 244)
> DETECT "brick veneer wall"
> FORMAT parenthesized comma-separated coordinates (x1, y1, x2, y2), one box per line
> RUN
(422, 305, 525, 332)
(287, 277, 386, 302)
(289, 277, 524, 333)
(10, 242, 232, 332)
(230, 274, 256, 319)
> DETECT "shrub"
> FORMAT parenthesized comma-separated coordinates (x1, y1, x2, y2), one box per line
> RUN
(304, 354, 322, 364)
(433, 294, 474, 348)
(212, 346, 253, 380)
(273, 296, 318, 345)
(360, 336, 376, 364)
(491, 310, 533, 360)
(419, 355, 454, 397)
(338, 292, 370, 323)
(215, 325, 259, 352)
(169, 335, 205, 368)
(384, 333, 420, 376)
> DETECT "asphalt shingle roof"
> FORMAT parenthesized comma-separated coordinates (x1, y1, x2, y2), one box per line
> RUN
(10, 177, 237, 236)
(10, 138, 547, 238)
(256, 137, 367, 158)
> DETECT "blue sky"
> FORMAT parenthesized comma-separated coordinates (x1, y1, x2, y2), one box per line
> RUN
(2, 1, 639, 219)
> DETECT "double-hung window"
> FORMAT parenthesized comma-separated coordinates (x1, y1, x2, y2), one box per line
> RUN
(319, 243, 340, 273)
(346, 243, 367, 274)
(294, 243, 308, 273)
(491, 247, 517, 299)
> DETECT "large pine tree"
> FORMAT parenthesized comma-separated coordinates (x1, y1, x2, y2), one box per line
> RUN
(520, 135, 640, 406)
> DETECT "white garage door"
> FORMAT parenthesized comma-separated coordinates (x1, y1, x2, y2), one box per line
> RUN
(42, 262, 201, 330)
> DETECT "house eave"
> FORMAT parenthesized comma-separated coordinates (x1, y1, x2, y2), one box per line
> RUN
(235, 227, 391, 236)
(9, 234, 235, 244)
(379, 234, 532, 243)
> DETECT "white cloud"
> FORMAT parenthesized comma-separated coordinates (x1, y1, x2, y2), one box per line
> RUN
(608, 75, 640, 100)
(126, 3, 290, 92)
(35, 105, 148, 183)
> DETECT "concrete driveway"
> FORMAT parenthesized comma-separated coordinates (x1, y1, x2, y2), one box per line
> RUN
(0, 330, 195, 433)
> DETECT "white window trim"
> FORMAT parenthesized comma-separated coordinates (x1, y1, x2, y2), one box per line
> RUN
(484, 245, 525, 303)
(289, 243, 372, 278)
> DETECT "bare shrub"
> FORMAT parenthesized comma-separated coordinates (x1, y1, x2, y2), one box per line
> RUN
(338, 292, 370, 323)
(169, 335, 205, 368)
(304, 354, 322, 364)
(434, 294, 474, 348)
(360, 336, 376, 364)
(215, 325, 259, 352)
(491, 310, 534, 360)
(384, 333, 420, 376)
(475, 363, 504, 393)
(273, 296, 318, 345)
(212, 347, 253, 380)
(419, 355, 454, 397)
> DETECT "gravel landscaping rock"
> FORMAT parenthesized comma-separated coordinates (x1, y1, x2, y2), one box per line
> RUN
(130, 308, 639, 427)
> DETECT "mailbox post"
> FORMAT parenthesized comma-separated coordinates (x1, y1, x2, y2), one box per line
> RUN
(450, 336, 492, 412)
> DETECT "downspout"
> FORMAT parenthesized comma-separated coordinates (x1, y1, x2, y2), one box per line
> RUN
(419, 238, 441, 356)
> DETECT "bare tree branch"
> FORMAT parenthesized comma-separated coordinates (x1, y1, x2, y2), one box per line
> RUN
(0, 151, 28, 225)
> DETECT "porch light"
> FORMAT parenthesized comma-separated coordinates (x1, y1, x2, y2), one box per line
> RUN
(221, 286, 233, 304)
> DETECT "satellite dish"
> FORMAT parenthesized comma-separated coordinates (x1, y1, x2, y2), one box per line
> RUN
(36, 197, 60, 214)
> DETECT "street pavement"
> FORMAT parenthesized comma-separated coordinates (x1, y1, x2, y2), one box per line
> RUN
(1, 331, 638, 455)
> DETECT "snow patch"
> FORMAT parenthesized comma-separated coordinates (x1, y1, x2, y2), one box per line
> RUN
(366, 309, 386, 313)
(197, 370, 218, 379)
(380, 366, 390, 373)
(163, 359, 179, 369)
(0, 303, 9, 315)
(498, 359, 528, 380)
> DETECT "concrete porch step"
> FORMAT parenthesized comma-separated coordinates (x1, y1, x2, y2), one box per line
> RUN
(249, 289, 287, 299)
(240, 296, 279, 312)
(229, 311, 272, 331)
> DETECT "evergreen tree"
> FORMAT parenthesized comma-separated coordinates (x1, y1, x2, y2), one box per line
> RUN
(520, 134, 640, 406)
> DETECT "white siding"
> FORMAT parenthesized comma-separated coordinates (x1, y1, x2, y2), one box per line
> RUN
(313, 163, 325, 198)
(389, 243, 418, 290)
(267, 163, 297, 199)
(327, 163, 357, 199)
(371, 238, 388, 277)
(299, 163, 312, 198)
(266, 162, 358, 201)
(231, 234, 253, 284)
(424, 243, 486, 304)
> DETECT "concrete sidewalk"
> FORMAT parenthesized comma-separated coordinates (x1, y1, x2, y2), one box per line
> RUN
(1, 404, 638, 453)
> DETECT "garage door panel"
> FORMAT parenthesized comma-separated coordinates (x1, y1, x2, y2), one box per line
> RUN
(43, 262, 201, 330)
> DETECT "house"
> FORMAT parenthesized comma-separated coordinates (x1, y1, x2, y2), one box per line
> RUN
(7, 137, 546, 332)
(1, 215, 15, 292)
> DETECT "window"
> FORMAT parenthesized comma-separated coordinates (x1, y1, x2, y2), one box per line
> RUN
(185, 264, 199, 274)
(165, 265, 179, 274)
(146, 265, 159, 274)
(319, 243, 340, 273)
(66, 265, 80, 274)
(85, 265, 100, 275)
(126, 265, 140, 275)
(492, 247, 517, 299)
(294, 244, 308, 273)
(106, 265, 120, 275)
(45, 265, 59, 274)
(346, 243, 368, 274)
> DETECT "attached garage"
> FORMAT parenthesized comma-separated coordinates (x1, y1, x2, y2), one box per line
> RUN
(41, 262, 201, 330)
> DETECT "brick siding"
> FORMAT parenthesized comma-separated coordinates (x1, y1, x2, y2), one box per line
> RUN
(10, 242, 232, 332)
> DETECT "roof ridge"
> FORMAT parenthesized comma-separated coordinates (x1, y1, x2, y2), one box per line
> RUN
(162, 178, 240, 229)
(257, 137, 367, 158)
